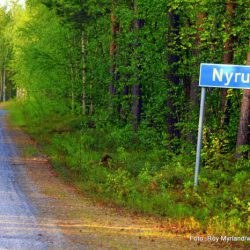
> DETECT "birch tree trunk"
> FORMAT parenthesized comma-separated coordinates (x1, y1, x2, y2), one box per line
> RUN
(70, 34, 76, 113)
(81, 32, 87, 115)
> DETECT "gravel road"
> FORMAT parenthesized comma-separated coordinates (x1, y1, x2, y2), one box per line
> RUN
(0, 110, 65, 250)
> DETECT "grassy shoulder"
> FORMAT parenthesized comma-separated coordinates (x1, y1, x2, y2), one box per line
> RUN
(6, 100, 250, 238)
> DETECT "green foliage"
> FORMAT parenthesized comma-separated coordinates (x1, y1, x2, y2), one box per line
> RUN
(9, 101, 250, 235)
(3, 0, 250, 237)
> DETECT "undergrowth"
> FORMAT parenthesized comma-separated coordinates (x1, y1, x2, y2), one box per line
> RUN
(7, 100, 250, 236)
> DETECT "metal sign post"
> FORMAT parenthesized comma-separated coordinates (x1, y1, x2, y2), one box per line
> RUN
(194, 63, 250, 188)
(194, 87, 206, 187)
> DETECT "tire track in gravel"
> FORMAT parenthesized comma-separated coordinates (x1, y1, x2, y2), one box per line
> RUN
(0, 110, 69, 250)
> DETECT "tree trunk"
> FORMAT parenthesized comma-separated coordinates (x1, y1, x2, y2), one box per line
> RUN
(81, 32, 87, 115)
(132, 84, 142, 131)
(223, 0, 235, 64)
(131, 2, 144, 131)
(2, 65, 6, 102)
(221, 0, 235, 126)
(0, 69, 2, 101)
(89, 81, 94, 116)
(190, 13, 207, 106)
(120, 85, 129, 123)
(70, 66, 75, 113)
(236, 39, 250, 155)
(166, 10, 180, 139)
(109, 1, 119, 97)
(9, 79, 12, 99)
(70, 34, 77, 114)
(187, 12, 207, 144)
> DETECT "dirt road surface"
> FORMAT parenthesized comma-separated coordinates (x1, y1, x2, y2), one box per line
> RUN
(0, 109, 245, 249)
(0, 110, 67, 249)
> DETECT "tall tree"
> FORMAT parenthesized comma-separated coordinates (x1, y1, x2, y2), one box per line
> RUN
(236, 39, 250, 153)
(166, 9, 180, 140)
(131, 1, 144, 131)
(109, 0, 119, 95)
(81, 32, 87, 115)
(221, 0, 235, 126)
(189, 12, 207, 106)
(0, 7, 11, 102)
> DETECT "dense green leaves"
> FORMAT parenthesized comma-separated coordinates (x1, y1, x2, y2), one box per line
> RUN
(1, 0, 250, 235)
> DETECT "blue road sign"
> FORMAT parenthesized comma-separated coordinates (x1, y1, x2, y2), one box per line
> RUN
(199, 63, 250, 89)
(195, 62, 250, 188)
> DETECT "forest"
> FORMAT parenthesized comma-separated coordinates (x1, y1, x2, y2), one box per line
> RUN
(0, 0, 249, 235)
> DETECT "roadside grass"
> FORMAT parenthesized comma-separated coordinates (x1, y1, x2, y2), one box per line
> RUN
(6, 100, 250, 238)
(22, 145, 39, 158)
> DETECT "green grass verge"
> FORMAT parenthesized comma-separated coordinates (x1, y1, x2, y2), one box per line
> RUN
(6, 100, 250, 237)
